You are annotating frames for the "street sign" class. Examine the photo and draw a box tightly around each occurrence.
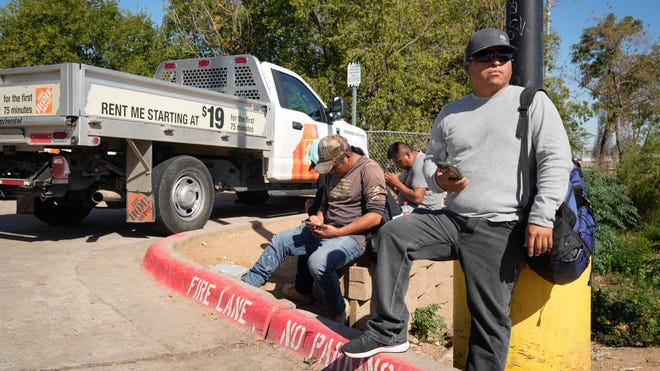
[347,62,361,87]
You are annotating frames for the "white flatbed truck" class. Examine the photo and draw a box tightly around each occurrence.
[0,55,368,234]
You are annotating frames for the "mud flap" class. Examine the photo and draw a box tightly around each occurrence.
[16,192,35,214]
[126,139,154,223]
[127,192,154,223]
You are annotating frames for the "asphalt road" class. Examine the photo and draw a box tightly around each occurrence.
[0,193,314,371]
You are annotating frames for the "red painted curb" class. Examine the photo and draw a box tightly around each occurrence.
[267,309,423,370]
[142,233,294,337]
[142,232,429,370]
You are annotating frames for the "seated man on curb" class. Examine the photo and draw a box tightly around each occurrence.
[241,135,387,323]
[281,141,367,306]
[384,141,445,210]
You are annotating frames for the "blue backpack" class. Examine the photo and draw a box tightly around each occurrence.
[517,87,597,285]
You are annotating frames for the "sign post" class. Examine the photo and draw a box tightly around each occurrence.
[346,62,361,126]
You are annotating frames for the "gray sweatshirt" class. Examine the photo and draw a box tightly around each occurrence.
[423,85,573,227]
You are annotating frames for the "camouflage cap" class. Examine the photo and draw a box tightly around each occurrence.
[314,135,350,174]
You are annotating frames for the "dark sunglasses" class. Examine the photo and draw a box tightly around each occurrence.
[470,51,513,63]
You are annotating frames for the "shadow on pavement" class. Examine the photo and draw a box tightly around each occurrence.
[0,193,310,243]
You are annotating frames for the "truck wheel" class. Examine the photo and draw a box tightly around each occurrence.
[153,156,214,235]
[34,192,93,225]
[236,191,269,205]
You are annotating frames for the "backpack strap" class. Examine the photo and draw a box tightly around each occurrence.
[516,87,542,140]
[517,87,547,210]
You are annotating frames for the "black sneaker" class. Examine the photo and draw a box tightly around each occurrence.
[342,335,410,358]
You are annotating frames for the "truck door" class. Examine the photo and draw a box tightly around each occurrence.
[267,69,334,182]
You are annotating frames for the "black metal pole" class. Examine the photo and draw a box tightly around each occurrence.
[506,0,544,88]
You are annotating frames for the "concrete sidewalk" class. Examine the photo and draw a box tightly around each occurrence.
[142,225,456,371]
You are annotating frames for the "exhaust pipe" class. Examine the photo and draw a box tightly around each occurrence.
[92,189,123,203]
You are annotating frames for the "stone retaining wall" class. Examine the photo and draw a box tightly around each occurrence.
[339,257,453,333]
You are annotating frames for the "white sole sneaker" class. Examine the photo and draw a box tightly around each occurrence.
[342,340,410,358]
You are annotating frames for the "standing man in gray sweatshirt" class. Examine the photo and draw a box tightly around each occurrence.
[342,28,573,370]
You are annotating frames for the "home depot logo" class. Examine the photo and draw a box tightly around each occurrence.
[35,87,53,114]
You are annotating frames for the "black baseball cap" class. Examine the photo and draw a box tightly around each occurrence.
[465,28,517,61]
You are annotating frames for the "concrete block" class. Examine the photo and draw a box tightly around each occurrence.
[347,265,371,301]
[348,299,371,327]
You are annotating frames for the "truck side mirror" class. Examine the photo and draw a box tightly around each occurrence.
[327,96,347,121]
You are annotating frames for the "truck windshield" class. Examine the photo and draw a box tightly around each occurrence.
[272,70,326,123]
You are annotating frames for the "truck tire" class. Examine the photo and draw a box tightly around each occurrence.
[152,155,214,235]
[34,191,93,225]
[236,191,269,205]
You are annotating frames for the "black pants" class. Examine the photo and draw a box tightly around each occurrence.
[294,255,314,295]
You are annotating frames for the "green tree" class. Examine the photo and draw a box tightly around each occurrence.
[544,77,592,154]
[570,13,658,166]
[162,0,599,146]
[582,167,639,275]
[347,0,510,132]
[617,130,660,224]
[341,0,474,132]
[242,0,505,132]
[242,0,348,101]
[162,0,248,57]
[242,0,336,71]
[0,0,173,76]
[163,0,349,110]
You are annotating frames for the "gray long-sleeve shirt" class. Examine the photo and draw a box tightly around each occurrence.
[423,85,573,227]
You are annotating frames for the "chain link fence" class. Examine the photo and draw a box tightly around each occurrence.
[366,130,431,173]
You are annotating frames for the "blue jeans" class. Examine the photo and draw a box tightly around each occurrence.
[364,209,526,370]
[242,223,364,317]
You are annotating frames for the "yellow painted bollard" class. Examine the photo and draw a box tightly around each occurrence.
[453,261,591,370]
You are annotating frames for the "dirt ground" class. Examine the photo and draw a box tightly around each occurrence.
[177,215,659,370]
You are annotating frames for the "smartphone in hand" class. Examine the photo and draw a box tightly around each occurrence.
[303,219,325,230]
[436,161,463,180]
